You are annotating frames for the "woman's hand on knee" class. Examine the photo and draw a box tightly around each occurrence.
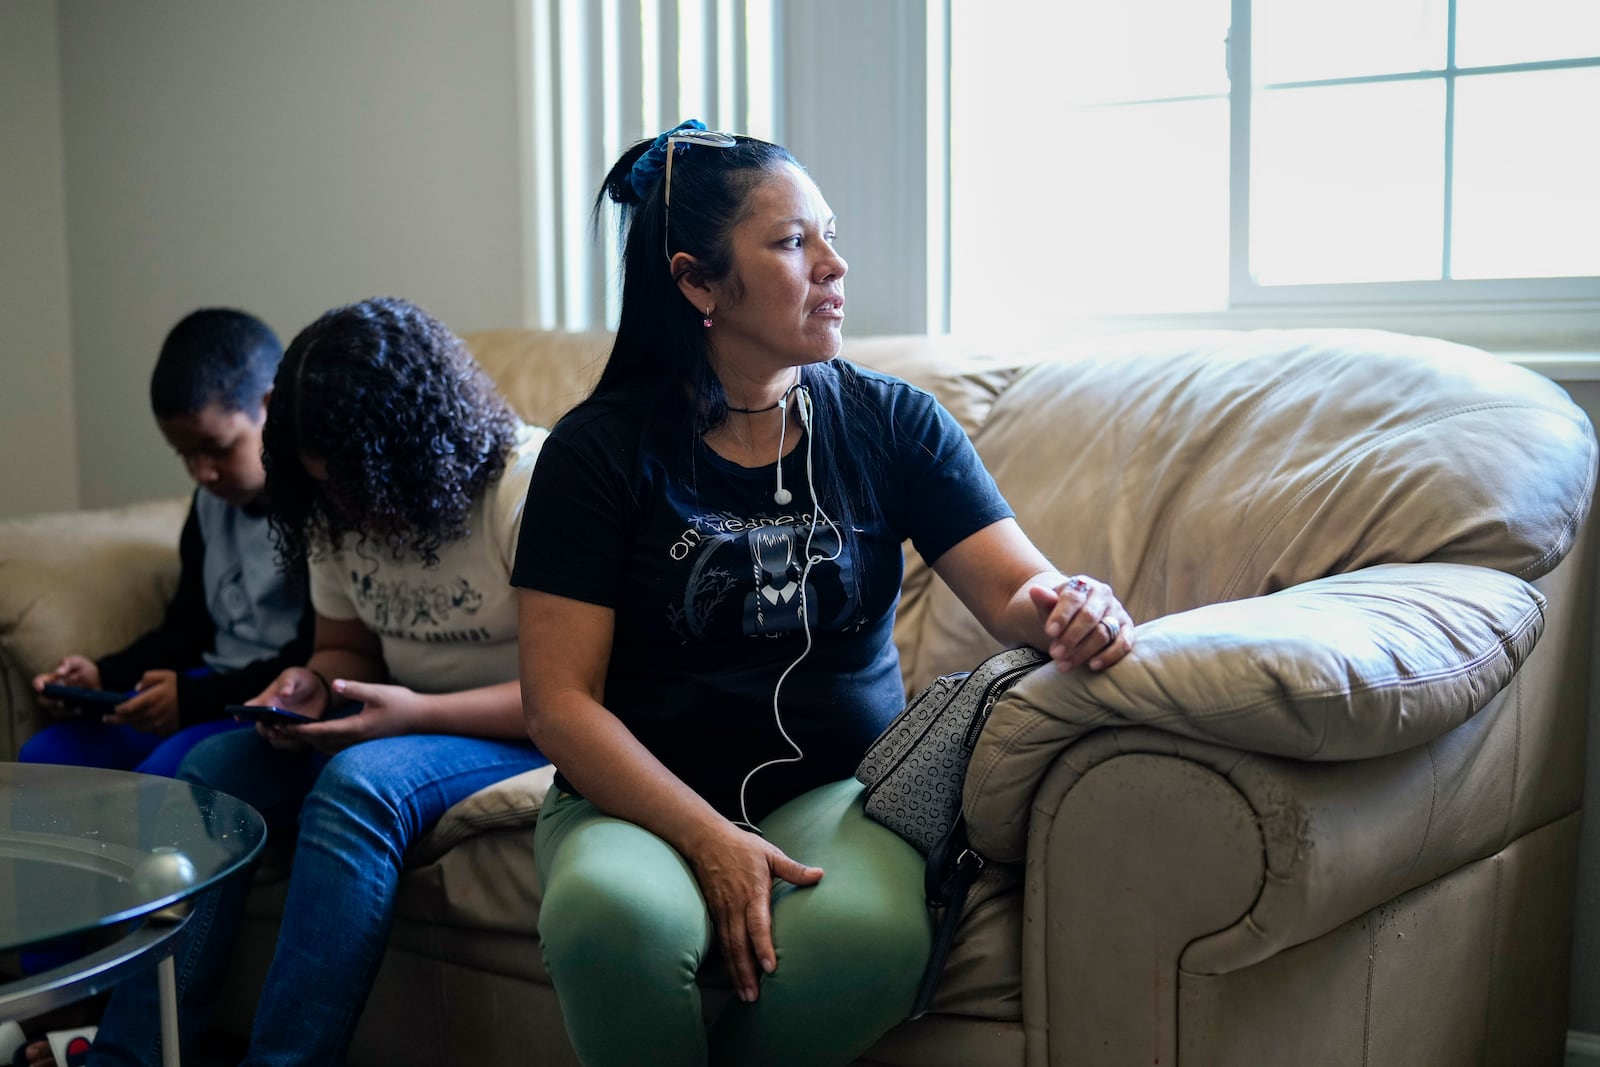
[688,825,823,1003]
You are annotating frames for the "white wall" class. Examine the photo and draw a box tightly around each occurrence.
[55,0,526,508]
[0,0,79,519]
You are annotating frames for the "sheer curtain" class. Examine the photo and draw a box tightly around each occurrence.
[517,0,777,330]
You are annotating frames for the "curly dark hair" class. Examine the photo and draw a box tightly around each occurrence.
[263,296,520,569]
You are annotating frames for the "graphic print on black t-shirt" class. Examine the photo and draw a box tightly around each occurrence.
[667,510,859,642]
[512,364,1021,817]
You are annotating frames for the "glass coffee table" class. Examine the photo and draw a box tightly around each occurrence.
[0,762,265,1066]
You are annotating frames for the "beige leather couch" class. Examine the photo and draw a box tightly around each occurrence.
[1,327,1594,1066]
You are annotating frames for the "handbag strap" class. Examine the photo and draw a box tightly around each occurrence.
[909,816,984,1019]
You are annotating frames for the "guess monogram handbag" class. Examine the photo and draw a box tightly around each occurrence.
[855,645,1048,1016]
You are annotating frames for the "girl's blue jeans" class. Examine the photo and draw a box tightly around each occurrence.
[86,729,548,1067]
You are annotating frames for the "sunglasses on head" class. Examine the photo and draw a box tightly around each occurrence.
[664,129,739,264]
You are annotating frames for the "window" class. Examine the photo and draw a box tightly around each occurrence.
[948,0,1600,345]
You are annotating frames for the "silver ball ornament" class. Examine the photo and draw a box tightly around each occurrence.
[132,846,198,899]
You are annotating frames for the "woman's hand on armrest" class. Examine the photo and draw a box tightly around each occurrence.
[933,518,1135,672]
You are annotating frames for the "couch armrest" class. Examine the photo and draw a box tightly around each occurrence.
[0,497,187,757]
[966,561,1544,863]
[1023,742,1263,1065]
[1025,674,1563,1066]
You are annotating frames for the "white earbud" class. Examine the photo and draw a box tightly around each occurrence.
[772,385,807,506]
[773,396,793,505]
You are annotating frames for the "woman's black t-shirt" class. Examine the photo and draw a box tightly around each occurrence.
[511,360,1012,820]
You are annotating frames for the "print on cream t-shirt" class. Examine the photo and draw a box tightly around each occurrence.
[308,423,546,694]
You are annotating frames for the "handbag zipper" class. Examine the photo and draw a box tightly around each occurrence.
[961,662,1039,750]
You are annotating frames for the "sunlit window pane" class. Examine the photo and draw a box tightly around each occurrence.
[1254,0,1447,83]
[1053,0,1231,103]
[950,99,1229,325]
[1456,0,1600,67]
[1251,81,1445,284]
[1452,69,1600,279]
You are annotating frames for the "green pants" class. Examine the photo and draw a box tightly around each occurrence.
[534,777,933,1067]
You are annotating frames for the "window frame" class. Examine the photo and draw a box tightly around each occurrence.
[935,0,1600,352]
[1228,0,1600,314]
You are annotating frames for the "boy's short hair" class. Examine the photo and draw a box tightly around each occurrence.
[149,308,283,419]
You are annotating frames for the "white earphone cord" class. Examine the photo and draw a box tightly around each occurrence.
[736,386,842,832]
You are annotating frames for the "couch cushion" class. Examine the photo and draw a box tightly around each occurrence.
[901,329,1596,685]
[464,329,612,430]
[409,763,555,871]
[1005,329,1594,610]
[839,335,1045,439]
[469,328,1041,443]
[0,497,188,750]
[0,496,188,673]
[966,562,1547,861]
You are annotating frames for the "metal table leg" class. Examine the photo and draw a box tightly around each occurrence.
[158,953,181,1067]
[0,918,186,1020]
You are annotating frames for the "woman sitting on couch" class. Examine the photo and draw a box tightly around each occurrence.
[513,121,1136,1067]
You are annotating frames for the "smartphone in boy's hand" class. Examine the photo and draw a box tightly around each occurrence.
[40,683,135,711]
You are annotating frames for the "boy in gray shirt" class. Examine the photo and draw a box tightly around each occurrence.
[27,308,312,776]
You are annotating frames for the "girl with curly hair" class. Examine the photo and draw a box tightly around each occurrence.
[86,296,551,1066]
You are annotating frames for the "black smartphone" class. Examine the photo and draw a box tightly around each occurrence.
[41,683,133,709]
[225,704,317,725]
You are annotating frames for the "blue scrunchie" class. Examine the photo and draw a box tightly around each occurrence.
[627,119,709,200]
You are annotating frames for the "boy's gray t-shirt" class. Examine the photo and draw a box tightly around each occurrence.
[194,489,304,673]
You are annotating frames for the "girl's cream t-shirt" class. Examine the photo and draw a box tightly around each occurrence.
[309,423,547,694]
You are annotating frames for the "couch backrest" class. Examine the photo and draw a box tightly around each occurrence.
[896,329,1597,686]
[466,329,614,429]
[463,328,1597,691]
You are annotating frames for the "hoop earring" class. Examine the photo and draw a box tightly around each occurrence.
[703,307,714,328]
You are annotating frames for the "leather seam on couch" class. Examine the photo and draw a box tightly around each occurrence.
[1406,740,1440,880]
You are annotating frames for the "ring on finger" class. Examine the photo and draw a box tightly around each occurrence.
[1064,576,1090,594]
[1101,618,1121,643]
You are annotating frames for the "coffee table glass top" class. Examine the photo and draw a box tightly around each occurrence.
[0,763,265,953]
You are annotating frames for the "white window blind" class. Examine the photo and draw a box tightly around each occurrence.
[518,0,776,331]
